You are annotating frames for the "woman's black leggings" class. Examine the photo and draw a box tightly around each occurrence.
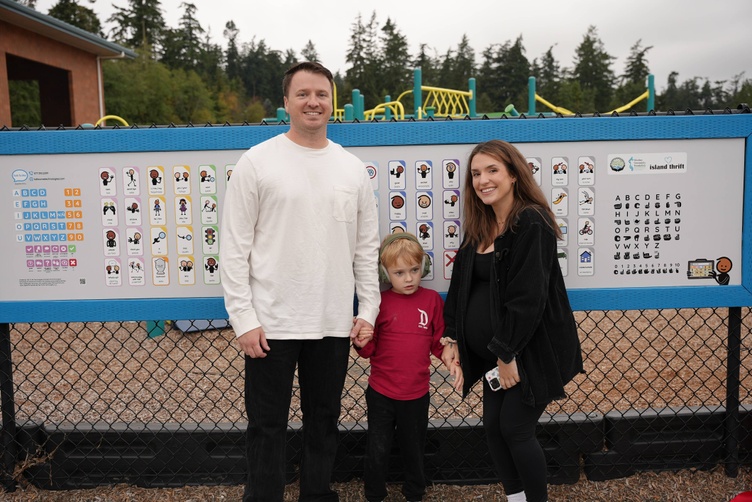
[482,380,548,502]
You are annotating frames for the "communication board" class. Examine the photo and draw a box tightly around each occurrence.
[1,115,750,321]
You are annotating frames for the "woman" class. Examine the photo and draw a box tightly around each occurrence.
[441,139,584,502]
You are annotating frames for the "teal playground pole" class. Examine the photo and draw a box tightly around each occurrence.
[647,74,655,112]
[352,89,363,120]
[528,76,536,115]
[414,68,422,117]
[468,78,476,117]
[384,95,392,121]
[358,93,365,121]
[344,103,354,121]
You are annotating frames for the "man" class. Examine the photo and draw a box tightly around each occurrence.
[219,61,380,501]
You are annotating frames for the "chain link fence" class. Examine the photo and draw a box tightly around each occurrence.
[1,307,751,491]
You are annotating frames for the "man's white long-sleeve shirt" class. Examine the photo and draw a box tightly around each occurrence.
[220,134,380,339]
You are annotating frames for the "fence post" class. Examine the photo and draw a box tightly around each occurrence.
[723,307,742,478]
[0,323,17,491]
[724,307,742,477]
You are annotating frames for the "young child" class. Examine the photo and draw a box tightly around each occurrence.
[354,232,461,502]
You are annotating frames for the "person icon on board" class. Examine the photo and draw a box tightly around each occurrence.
[711,256,732,285]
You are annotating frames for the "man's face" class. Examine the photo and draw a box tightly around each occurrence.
[283,70,333,135]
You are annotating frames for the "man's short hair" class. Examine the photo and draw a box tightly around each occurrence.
[282,62,334,97]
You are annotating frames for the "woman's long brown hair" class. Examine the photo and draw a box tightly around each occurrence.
[462,139,561,250]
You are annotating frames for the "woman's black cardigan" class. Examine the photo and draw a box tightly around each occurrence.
[443,207,584,406]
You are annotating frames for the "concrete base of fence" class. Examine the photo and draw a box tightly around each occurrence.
[584,405,728,481]
[10,408,749,489]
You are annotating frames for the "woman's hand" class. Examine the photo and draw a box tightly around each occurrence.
[496,357,520,390]
[441,344,463,391]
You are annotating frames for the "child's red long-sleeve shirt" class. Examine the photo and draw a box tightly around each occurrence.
[357,287,444,400]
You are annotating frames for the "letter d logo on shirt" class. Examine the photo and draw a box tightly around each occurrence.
[418,309,428,330]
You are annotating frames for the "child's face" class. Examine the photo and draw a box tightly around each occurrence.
[385,257,422,295]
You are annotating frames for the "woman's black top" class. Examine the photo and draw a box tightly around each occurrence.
[465,252,496,364]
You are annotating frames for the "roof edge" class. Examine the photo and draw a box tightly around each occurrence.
[0,0,137,59]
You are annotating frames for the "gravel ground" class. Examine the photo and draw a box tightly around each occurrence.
[1,467,751,501]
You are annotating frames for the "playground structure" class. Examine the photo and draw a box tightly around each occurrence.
[349,68,477,120]
[273,67,657,123]
[275,68,480,122]
[334,69,656,120]
[529,74,656,116]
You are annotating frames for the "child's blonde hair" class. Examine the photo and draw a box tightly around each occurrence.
[380,232,424,269]
[378,232,428,283]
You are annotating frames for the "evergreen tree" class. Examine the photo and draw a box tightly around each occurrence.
[670,76,704,110]
[731,75,752,108]
[333,70,346,111]
[108,0,166,55]
[413,44,439,86]
[409,44,441,113]
[301,40,319,63]
[709,79,731,108]
[47,0,102,36]
[344,11,381,107]
[656,71,680,110]
[477,44,499,110]
[196,31,224,85]
[224,21,242,82]
[557,78,591,113]
[345,12,368,86]
[571,25,615,112]
[612,40,652,112]
[531,46,562,110]
[498,36,530,108]
[439,34,475,90]
[621,39,652,85]
[478,37,528,112]
[379,17,411,99]
[160,2,205,71]
[725,72,752,108]
[698,79,715,109]
[237,38,289,108]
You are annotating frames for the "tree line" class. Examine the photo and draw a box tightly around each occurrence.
[10,0,752,126]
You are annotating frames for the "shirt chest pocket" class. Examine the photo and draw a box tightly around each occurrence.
[333,185,357,223]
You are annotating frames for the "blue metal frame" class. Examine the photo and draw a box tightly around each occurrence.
[1,114,750,321]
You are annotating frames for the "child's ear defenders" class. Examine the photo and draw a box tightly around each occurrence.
[378,232,431,283]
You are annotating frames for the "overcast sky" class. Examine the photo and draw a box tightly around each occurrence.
[37,0,751,92]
